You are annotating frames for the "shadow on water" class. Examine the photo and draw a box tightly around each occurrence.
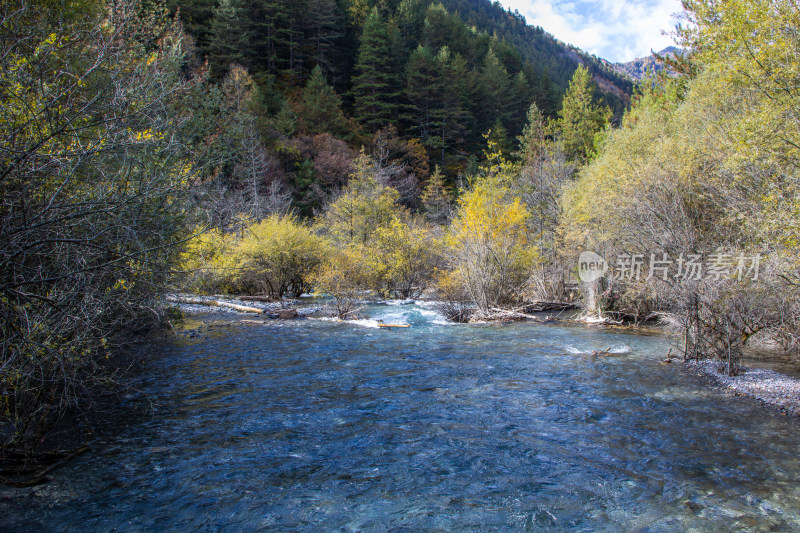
[2,302,800,531]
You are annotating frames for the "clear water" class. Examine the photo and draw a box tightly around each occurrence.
[3,302,800,531]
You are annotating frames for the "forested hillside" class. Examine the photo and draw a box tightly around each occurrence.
[167,0,629,182]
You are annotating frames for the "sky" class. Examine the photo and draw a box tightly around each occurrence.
[497,0,684,63]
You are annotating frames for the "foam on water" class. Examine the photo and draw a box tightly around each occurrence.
[369,302,449,327]
[565,344,631,355]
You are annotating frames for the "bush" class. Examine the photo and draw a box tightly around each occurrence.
[235,215,329,299]
[312,248,371,318]
[179,215,329,300]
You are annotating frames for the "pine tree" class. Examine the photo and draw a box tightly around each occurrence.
[476,49,511,137]
[303,0,341,75]
[434,48,472,167]
[297,65,348,136]
[207,0,247,77]
[351,8,399,131]
[516,102,546,164]
[420,165,452,224]
[556,65,611,163]
[404,45,444,154]
[533,71,559,118]
[509,70,533,135]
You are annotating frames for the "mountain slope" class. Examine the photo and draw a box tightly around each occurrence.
[612,46,684,81]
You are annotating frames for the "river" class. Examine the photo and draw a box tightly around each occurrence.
[2,301,799,531]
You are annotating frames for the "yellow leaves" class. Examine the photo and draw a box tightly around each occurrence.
[32,32,61,58]
[363,215,443,297]
[682,0,800,166]
[132,129,160,143]
[447,175,537,310]
[480,131,518,185]
[449,175,529,249]
[181,216,329,297]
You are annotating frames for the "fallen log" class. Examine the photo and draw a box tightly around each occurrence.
[524,301,579,312]
[479,308,543,321]
[0,444,89,487]
[378,323,410,328]
[239,295,274,303]
[167,296,265,314]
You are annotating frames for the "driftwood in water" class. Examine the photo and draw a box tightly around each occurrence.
[378,323,410,328]
[475,308,547,322]
[239,295,274,303]
[0,444,89,487]
[168,296,264,314]
[523,301,578,312]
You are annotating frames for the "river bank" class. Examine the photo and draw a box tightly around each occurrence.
[687,360,800,417]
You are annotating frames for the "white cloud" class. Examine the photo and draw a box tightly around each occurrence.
[498,0,684,62]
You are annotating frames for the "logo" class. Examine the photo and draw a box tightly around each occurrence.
[578,251,608,283]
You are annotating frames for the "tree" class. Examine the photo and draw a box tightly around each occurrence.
[509,70,533,134]
[420,165,452,224]
[555,65,610,163]
[207,0,247,76]
[476,49,511,137]
[447,174,537,313]
[366,216,443,298]
[302,0,341,75]
[296,65,349,137]
[351,8,399,131]
[0,0,205,455]
[214,65,287,221]
[403,45,444,154]
[317,149,403,246]
[680,0,800,170]
[514,104,574,299]
[516,102,547,164]
[434,48,472,167]
[312,247,369,318]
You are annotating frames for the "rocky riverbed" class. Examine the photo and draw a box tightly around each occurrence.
[687,360,800,416]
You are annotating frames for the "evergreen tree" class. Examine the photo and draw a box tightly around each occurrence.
[433,48,472,168]
[297,65,349,137]
[303,0,341,75]
[420,165,452,224]
[208,0,247,77]
[509,70,533,135]
[516,102,546,164]
[476,49,511,137]
[555,65,611,163]
[532,71,559,117]
[257,0,290,74]
[404,45,444,153]
[351,8,400,131]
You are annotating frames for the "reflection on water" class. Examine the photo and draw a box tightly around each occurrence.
[2,303,800,531]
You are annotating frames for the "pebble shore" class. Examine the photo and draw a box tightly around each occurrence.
[687,360,800,416]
